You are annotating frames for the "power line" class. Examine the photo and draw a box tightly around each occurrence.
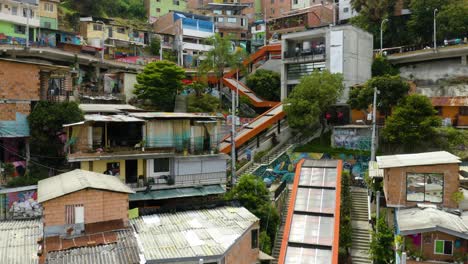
[0,143,68,172]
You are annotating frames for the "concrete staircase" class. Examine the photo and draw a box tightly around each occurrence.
[242,141,292,175]
[351,187,372,264]
[271,187,292,264]
[174,94,187,113]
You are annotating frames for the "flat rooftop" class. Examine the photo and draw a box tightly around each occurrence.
[377,151,461,169]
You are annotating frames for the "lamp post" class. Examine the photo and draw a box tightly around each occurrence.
[380,18,389,54]
[370,87,379,161]
[433,8,438,50]
[96,20,106,60]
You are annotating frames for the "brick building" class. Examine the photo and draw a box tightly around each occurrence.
[373,151,468,263]
[38,169,134,237]
[0,58,72,175]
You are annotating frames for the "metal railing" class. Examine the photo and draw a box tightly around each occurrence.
[129,171,226,190]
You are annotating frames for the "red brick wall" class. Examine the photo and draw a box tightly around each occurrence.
[406,232,467,263]
[264,0,291,19]
[0,103,31,121]
[224,221,260,264]
[383,164,460,208]
[0,60,40,101]
[42,189,129,227]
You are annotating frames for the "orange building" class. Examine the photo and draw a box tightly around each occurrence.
[432,96,468,128]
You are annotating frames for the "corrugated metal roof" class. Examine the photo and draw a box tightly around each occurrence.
[38,169,134,203]
[46,230,142,264]
[397,208,468,239]
[0,219,42,264]
[131,206,258,261]
[377,151,461,169]
[63,114,145,127]
[79,104,142,113]
[431,96,468,107]
[129,185,226,201]
[130,112,219,119]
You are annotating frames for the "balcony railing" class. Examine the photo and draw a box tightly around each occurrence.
[283,47,326,60]
[128,171,226,190]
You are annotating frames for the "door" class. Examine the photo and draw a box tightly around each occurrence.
[125,160,138,184]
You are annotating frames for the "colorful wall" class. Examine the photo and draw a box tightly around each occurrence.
[0,21,36,45]
[0,187,42,220]
[147,0,188,20]
[80,159,145,183]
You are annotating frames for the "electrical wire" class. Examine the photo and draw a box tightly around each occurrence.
[0,143,68,172]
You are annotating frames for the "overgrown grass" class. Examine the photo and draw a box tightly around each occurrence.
[294,131,372,156]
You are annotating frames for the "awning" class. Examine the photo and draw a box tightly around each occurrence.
[129,184,225,201]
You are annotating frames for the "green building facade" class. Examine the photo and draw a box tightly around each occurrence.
[0,21,37,45]
[147,0,187,20]
[39,16,58,30]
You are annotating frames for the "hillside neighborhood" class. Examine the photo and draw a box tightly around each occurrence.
[0,0,467,263]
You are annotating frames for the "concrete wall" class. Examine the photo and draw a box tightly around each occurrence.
[383,163,460,209]
[224,221,260,264]
[123,72,137,103]
[42,189,129,227]
[399,58,468,97]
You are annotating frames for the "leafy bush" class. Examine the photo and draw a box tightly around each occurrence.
[254,150,268,162]
[187,94,220,113]
[246,69,281,101]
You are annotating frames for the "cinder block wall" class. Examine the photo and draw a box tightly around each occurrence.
[0,60,40,101]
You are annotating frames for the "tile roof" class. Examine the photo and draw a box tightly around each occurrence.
[38,169,134,203]
[0,220,42,264]
[377,151,461,169]
[46,230,142,264]
[131,206,258,262]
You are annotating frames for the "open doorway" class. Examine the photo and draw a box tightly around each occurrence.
[125,160,138,184]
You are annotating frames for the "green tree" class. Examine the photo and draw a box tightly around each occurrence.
[369,217,395,264]
[437,0,468,40]
[407,0,445,45]
[351,0,396,21]
[246,69,281,101]
[200,33,247,97]
[149,37,161,56]
[348,75,409,117]
[28,102,84,169]
[382,94,441,151]
[225,174,280,252]
[284,70,344,133]
[372,55,399,77]
[187,94,220,113]
[134,60,185,111]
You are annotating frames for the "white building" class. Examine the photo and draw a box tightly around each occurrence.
[280,24,373,102]
[338,0,359,21]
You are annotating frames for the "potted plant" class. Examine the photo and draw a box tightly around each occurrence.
[140,139,146,152]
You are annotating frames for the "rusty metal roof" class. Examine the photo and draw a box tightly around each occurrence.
[431,96,468,107]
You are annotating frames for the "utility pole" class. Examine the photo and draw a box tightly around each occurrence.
[433,8,438,50]
[231,89,236,186]
[371,87,378,161]
[25,3,30,48]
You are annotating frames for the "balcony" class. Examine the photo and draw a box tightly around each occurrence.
[182,42,213,52]
[129,171,226,191]
[283,47,326,62]
[0,12,40,27]
[182,28,214,39]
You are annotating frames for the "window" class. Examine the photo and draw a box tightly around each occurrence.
[12,6,18,15]
[241,18,246,26]
[217,17,224,22]
[460,106,468,116]
[14,25,26,34]
[104,162,120,176]
[251,229,259,249]
[227,17,237,23]
[93,24,103,31]
[343,7,349,13]
[434,240,453,255]
[213,10,222,15]
[154,158,170,173]
[156,8,161,12]
[173,0,180,5]
[271,8,275,14]
[294,0,298,4]
[65,204,84,224]
[241,33,246,38]
[406,173,443,203]
[226,10,233,15]
[117,27,125,34]
[44,3,54,12]
[44,22,51,29]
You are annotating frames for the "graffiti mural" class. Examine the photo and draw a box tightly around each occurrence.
[332,127,372,151]
[0,189,42,219]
